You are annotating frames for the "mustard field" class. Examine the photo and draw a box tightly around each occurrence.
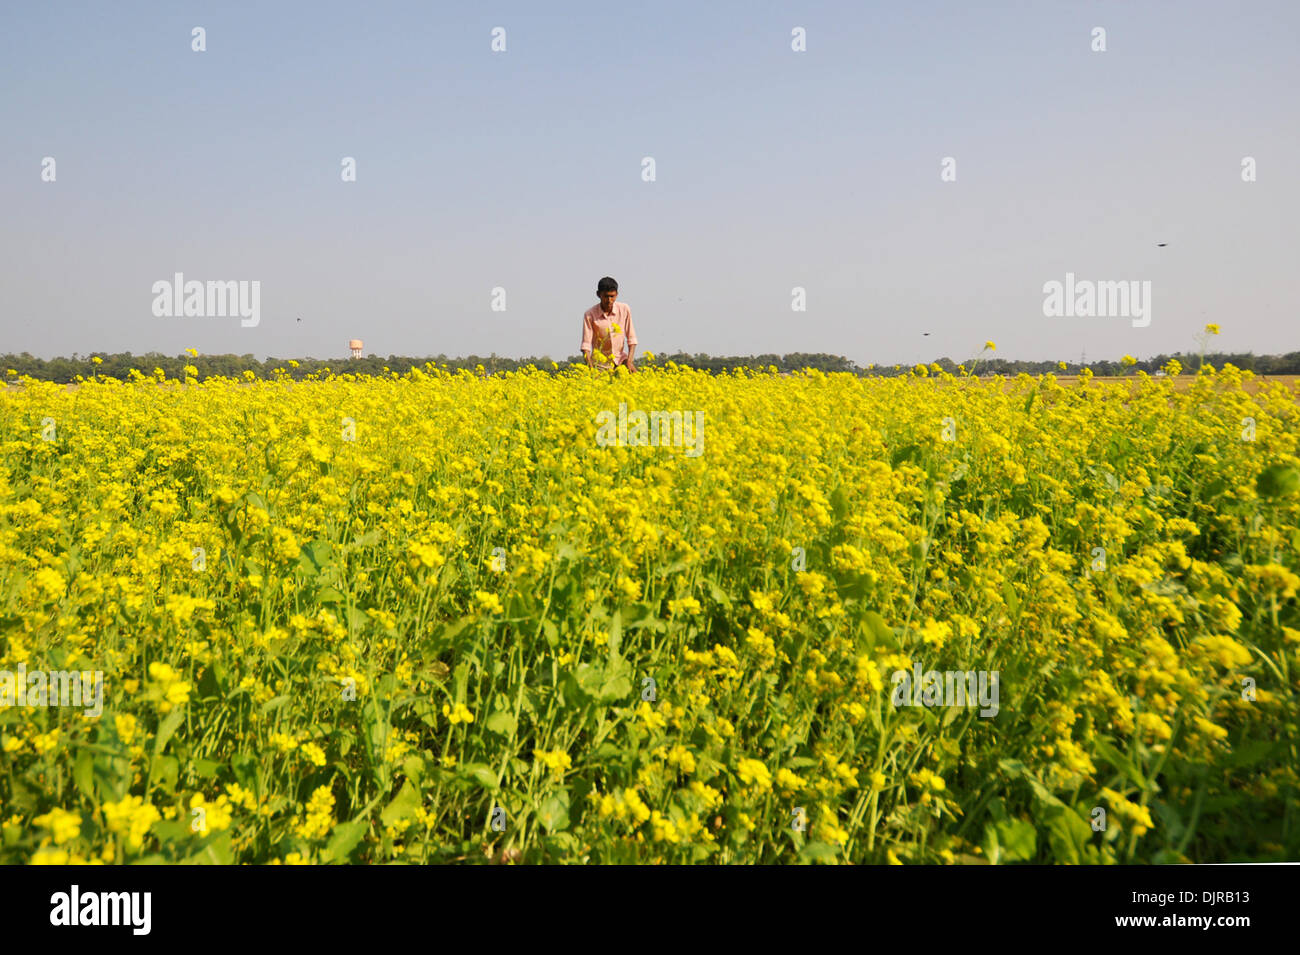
[1,361,1297,864]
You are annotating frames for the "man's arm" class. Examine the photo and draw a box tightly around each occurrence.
[580,312,594,366]
[623,309,637,372]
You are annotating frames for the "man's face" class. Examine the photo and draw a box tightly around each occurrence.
[598,289,618,313]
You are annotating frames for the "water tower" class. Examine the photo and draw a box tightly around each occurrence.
[349,339,364,359]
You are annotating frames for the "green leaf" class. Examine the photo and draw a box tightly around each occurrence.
[836,572,873,601]
[315,585,345,604]
[598,658,633,703]
[192,758,223,780]
[1044,810,1089,865]
[322,820,368,863]
[608,608,623,658]
[1257,464,1300,499]
[591,742,622,761]
[91,754,129,805]
[862,611,896,650]
[797,841,840,865]
[230,753,259,791]
[830,485,850,520]
[152,755,179,792]
[381,779,422,828]
[570,663,601,702]
[154,708,186,755]
[1001,581,1021,619]
[506,590,538,620]
[705,580,732,609]
[1094,738,1149,792]
[461,763,499,790]
[997,758,1028,777]
[622,601,665,633]
[998,759,1076,816]
[890,444,921,468]
[990,818,1037,862]
[484,710,517,737]
[196,663,227,698]
[259,694,291,714]
[537,791,571,833]
[346,530,382,550]
[401,755,427,783]
[151,819,194,843]
[428,616,475,651]
[185,831,234,865]
[546,832,580,855]
[73,749,95,802]
[986,797,1009,823]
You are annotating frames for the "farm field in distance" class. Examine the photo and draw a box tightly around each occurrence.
[1051,375,1300,393]
[1,362,1297,864]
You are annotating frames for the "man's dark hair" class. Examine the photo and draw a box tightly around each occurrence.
[597,276,618,294]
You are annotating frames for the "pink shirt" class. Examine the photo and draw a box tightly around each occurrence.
[581,302,636,365]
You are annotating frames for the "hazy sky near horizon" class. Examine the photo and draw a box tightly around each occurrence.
[3,1,1297,366]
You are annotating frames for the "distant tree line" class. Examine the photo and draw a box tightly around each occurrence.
[890,352,1300,378]
[3,349,1299,384]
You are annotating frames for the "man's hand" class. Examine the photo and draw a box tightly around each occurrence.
[625,355,637,373]
[584,351,593,368]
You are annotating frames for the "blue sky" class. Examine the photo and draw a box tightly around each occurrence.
[3,1,1297,365]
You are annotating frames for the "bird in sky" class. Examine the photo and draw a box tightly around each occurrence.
[1157,243,1167,247]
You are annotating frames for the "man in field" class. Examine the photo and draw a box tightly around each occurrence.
[581,276,637,372]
